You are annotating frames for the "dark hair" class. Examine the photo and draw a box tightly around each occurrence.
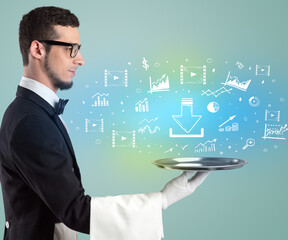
[19,6,80,66]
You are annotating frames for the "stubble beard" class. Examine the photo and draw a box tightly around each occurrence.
[44,54,73,90]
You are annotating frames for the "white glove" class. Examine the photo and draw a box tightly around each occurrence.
[161,171,210,210]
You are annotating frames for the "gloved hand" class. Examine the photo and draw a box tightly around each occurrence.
[161,171,210,210]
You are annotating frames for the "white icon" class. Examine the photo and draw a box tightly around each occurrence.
[249,96,260,107]
[170,98,204,138]
[207,102,219,113]
[194,139,217,153]
[265,110,280,122]
[104,69,128,87]
[242,138,255,150]
[219,115,238,132]
[219,123,239,132]
[219,115,236,128]
[164,148,173,153]
[255,65,270,76]
[148,74,170,94]
[222,71,251,91]
[138,118,160,134]
[236,61,244,69]
[207,58,213,63]
[180,65,207,85]
[142,57,149,70]
[263,124,287,140]
[135,98,149,112]
[201,87,232,98]
[85,119,104,133]
[181,145,188,150]
[138,125,160,134]
[91,93,109,107]
[112,130,136,148]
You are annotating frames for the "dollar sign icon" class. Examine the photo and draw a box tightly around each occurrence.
[142,57,149,70]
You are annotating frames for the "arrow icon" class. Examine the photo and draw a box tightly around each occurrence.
[190,72,197,77]
[172,98,202,133]
[219,115,236,128]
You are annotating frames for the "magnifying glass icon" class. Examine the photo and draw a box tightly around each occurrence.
[242,138,255,150]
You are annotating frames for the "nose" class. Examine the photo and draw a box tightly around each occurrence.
[74,51,85,66]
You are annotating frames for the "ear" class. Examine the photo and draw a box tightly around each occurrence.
[29,40,46,60]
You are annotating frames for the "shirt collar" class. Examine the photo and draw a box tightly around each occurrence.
[19,76,59,108]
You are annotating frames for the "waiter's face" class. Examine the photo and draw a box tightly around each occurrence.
[44,25,85,90]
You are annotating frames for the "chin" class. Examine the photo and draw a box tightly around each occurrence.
[57,80,73,90]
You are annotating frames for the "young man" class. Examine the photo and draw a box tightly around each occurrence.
[0,6,209,240]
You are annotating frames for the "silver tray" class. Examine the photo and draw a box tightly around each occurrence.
[152,157,247,171]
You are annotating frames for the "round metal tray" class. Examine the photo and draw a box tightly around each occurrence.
[152,157,247,171]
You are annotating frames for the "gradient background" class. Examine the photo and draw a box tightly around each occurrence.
[0,0,287,239]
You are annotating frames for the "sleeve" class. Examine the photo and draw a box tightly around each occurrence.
[10,114,91,233]
[90,192,164,240]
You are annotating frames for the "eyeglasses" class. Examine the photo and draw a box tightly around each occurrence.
[38,40,81,58]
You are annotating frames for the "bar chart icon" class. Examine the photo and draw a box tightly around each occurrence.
[91,93,109,107]
[135,98,149,112]
[194,139,217,153]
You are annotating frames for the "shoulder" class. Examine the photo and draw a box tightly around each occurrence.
[2,95,55,129]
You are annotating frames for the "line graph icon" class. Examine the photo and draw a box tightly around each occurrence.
[138,118,160,134]
[138,125,160,134]
[148,74,170,94]
[263,124,287,140]
[194,139,217,153]
[201,87,232,98]
[222,71,251,91]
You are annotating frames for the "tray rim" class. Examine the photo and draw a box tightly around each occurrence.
[152,157,248,171]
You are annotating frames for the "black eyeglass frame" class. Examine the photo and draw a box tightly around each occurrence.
[38,40,81,58]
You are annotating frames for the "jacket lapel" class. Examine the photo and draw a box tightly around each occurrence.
[16,86,81,181]
[52,114,81,180]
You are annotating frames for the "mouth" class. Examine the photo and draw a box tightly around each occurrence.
[69,70,76,77]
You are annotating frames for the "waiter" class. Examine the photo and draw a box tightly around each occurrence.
[0,6,209,240]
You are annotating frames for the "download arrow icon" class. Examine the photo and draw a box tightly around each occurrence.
[172,98,202,133]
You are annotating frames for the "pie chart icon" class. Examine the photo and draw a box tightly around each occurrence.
[249,96,260,107]
[207,102,220,113]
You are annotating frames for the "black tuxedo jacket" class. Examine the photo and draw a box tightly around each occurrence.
[0,86,91,239]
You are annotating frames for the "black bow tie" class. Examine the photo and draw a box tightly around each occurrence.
[55,99,69,115]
